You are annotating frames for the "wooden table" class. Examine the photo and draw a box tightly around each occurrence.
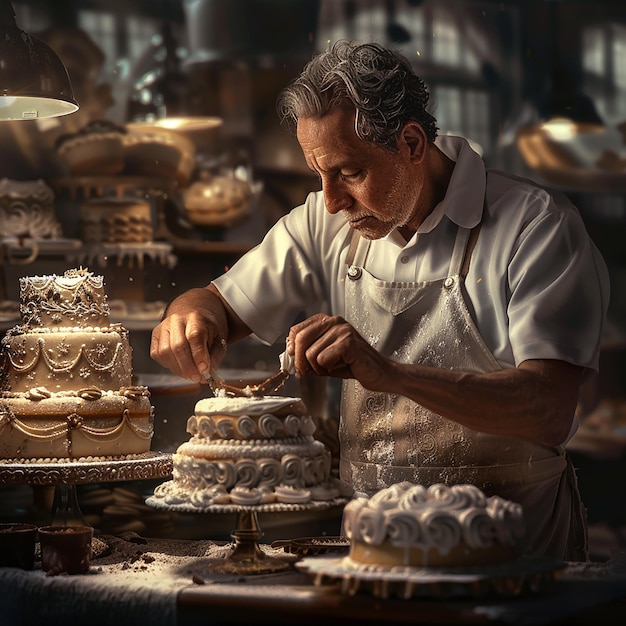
[0,534,624,626]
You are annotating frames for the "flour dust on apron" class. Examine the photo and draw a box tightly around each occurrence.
[339,218,588,561]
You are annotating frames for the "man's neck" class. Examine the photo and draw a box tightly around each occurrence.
[397,225,417,242]
[398,146,455,242]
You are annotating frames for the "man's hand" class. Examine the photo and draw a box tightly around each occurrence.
[286,313,393,391]
[151,306,227,383]
[150,285,251,383]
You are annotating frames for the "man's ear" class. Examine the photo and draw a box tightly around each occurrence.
[399,122,427,163]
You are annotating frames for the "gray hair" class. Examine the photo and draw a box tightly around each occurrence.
[277,40,438,151]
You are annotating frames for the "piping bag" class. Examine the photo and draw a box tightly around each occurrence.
[204,342,295,397]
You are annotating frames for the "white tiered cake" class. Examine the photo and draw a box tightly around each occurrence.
[0,269,154,459]
[151,394,344,508]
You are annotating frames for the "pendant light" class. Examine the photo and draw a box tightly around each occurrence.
[127,19,221,133]
[0,2,78,121]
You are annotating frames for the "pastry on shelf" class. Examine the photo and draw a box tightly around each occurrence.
[54,119,196,188]
[183,171,259,228]
[123,123,196,188]
[0,179,63,240]
[55,120,127,177]
[80,198,153,244]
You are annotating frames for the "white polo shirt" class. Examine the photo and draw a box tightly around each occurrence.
[214,135,610,374]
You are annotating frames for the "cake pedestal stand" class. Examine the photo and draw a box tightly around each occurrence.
[0,452,173,527]
[146,494,348,575]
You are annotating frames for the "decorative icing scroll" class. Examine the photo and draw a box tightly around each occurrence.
[19,270,110,328]
[5,337,124,374]
[0,403,153,456]
[1,386,150,402]
[173,451,329,494]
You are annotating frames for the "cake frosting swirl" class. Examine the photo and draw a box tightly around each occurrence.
[342,482,526,569]
[0,178,63,240]
[151,394,344,508]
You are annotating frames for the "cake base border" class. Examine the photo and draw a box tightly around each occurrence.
[296,554,566,599]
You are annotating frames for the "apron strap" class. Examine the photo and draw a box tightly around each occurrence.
[448,226,472,277]
[454,171,487,277]
[345,229,371,269]
[345,228,361,267]
[460,224,482,278]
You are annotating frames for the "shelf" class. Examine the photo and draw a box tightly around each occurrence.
[170,238,255,256]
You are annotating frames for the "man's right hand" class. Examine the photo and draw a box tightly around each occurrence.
[150,286,231,383]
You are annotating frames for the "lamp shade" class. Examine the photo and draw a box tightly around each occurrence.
[0,4,78,120]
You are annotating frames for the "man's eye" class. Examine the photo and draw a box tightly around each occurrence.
[340,170,360,180]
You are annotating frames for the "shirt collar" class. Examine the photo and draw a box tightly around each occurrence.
[417,135,486,234]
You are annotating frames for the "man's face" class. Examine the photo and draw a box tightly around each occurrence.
[297,107,425,240]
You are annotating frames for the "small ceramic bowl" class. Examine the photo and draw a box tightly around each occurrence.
[38,525,94,575]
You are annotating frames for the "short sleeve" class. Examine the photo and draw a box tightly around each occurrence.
[507,204,609,372]
[212,193,348,345]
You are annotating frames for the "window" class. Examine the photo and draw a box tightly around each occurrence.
[582,22,626,123]
[316,0,498,156]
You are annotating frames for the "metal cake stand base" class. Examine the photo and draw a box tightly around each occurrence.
[211,508,292,575]
[146,490,347,575]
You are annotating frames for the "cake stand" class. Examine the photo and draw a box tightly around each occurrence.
[145,493,348,575]
[0,451,173,527]
[296,553,566,599]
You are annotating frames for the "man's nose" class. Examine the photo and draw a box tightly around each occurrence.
[323,181,352,214]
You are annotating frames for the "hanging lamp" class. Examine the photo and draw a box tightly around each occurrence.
[0,2,78,121]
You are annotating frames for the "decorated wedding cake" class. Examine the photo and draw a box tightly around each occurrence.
[151,394,344,508]
[0,269,154,459]
[342,482,526,569]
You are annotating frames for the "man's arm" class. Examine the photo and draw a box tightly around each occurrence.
[386,357,583,448]
[150,284,252,383]
[287,313,584,448]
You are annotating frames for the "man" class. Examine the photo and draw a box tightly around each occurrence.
[151,41,609,561]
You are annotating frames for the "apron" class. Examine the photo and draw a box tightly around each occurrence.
[339,216,588,561]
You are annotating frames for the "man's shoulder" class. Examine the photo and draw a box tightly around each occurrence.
[485,169,574,215]
[292,190,352,234]
[275,191,352,252]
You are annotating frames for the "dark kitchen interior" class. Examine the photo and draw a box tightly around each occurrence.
[1,1,626,623]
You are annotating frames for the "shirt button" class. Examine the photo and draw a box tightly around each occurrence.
[347,266,362,280]
[444,277,455,288]
[400,256,409,264]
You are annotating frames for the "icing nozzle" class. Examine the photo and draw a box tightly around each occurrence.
[279,350,296,375]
